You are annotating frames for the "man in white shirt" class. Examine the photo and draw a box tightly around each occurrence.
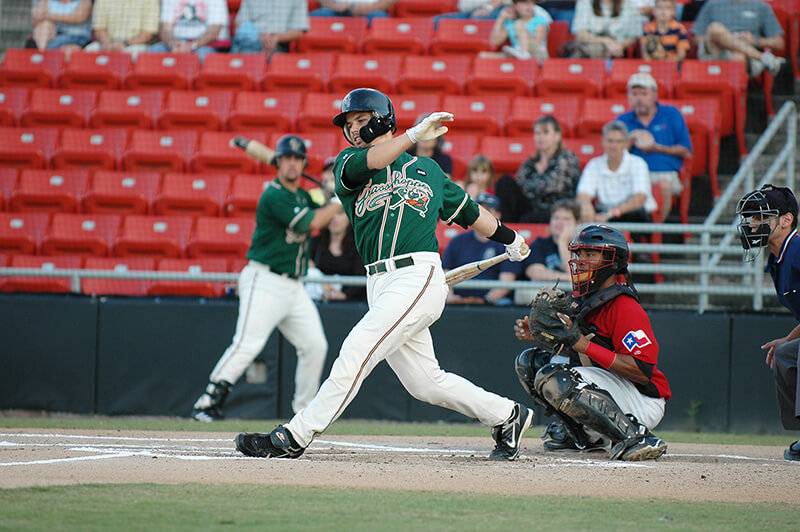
[231,0,308,55]
[147,0,229,63]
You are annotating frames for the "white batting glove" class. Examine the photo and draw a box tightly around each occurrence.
[505,232,530,262]
[405,112,454,143]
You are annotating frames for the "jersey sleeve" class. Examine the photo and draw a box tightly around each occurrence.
[610,297,659,365]
[334,146,382,195]
[439,174,480,228]
[262,187,316,234]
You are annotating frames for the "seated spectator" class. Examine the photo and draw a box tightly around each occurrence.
[442,193,522,305]
[148,0,229,64]
[523,199,580,283]
[640,0,690,62]
[406,114,454,179]
[435,0,508,27]
[567,0,642,58]
[308,211,366,302]
[84,0,160,61]
[463,154,496,199]
[496,115,580,223]
[310,0,398,23]
[230,0,308,56]
[31,0,92,56]
[481,0,550,60]
[691,0,785,77]
[616,72,692,222]
[308,156,337,207]
[538,1,578,24]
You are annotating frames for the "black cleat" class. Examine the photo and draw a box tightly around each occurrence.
[542,421,607,452]
[192,406,224,422]
[784,440,800,461]
[235,426,305,459]
[614,432,667,461]
[489,403,534,461]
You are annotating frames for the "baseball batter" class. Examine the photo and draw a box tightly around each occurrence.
[236,88,534,460]
[192,135,342,422]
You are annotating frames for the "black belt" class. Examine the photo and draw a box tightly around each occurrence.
[366,256,415,275]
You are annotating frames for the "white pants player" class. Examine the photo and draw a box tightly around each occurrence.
[206,261,328,413]
[574,366,666,430]
[285,251,516,448]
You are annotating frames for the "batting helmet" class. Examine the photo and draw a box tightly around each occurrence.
[736,184,798,261]
[274,135,307,168]
[332,88,396,145]
[568,225,630,297]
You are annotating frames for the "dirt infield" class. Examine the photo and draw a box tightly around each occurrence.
[1,428,798,503]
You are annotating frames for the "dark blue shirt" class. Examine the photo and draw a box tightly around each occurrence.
[616,103,692,173]
[442,231,522,298]
[523,236,565,277]
[766,229,800,321]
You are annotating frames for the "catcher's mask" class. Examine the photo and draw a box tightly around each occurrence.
[332,88,397,146]
[274,134,308,169]
[736,184,797,262]
[568,225,629,297]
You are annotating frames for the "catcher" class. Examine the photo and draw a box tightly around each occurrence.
[514,224,671,461]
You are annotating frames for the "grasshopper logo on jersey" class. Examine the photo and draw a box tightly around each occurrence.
[285,228,307,244]
[355,171,434,218]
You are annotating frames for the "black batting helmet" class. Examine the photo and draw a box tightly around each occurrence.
[274,135,307,168]
[568,225,630,297]
[332,88,396,145]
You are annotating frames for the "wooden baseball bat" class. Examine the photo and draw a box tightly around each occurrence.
[230,137,323,186]
[445,252,510,286]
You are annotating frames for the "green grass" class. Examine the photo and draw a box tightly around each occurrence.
[0,484,797,532]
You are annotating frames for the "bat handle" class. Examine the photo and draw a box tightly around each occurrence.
[230,136,250,150]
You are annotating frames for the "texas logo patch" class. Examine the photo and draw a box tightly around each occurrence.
[622,329,652,352]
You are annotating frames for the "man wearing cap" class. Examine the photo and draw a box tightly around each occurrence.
[736,184,800,461]
[616,72,692,222]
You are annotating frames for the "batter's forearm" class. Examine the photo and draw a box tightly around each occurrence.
[366,134,413,169]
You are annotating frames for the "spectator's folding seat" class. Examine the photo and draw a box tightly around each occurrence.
[194,53,266,91]
[293,17,368,53]
[0,254,82,293]
[10,169,88,213]
[113,214,193,258]
[81,256,154,296]
[388,93,443,130]
[0,49,64,88]
[506,96,582,137]
[52,128,128,171]
[605,60,677,99]
[506,223,549,242]
[575,98,628,138]
[0,126,58,169]
[0,212,49,254]
[262,53,335,93]
[441,95,509,137]
[465,57,539,97]
[225,174,271,217]
[21,88,96,128]
[562,137,603,170]
[192,131,269,175]
[157,90,233,131]
[125,53,199,90]
[479,136,536,176]
[392,0,457,17]
[546,20,573,58]
[536,59,606,99]
[228,91,301,132]
[186,216,255,259]
[362,18,434,55]
[663,98,721,198]
[268,131,337,176]
[0,87,29,126]
[154,173,230,217]
[0,168,17,210]
[122,130,198,173]
[58,51,132,90]
[0,253,6,266]
[84,170,160,215]
[328,54,403,95]
[430,19,494,55]
[41,213,121,256]
[227,0,241,13]
[148,257,229,297]
[396,55,471,95]
[295,93,345,133]
[435,221,468,255]
[441,134,479,180]
[765,0,798,81]
[90,90,164,130]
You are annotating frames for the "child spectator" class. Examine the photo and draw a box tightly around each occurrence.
[523,199,580,283]
[640,0,690,61]
[483,0,550,60]
[464,154,496,199]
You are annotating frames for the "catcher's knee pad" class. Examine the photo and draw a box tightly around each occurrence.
[515,347,541,395]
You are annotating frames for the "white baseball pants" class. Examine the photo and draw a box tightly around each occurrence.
[574,366,666,430]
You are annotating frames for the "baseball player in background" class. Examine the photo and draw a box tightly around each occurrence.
[192,135,343,422]
[736,184,800,461]
[235,88,534,460]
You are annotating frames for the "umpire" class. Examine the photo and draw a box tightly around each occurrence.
[736,184,800,461]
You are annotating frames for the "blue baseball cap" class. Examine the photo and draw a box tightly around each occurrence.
[475,192,500,211]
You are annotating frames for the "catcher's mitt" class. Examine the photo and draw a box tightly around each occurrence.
[528,285,580,355]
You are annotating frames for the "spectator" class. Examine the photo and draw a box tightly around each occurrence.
[616,72,692,222]
[310,0,398,23]
[406,114,454,179]
[567,0,642,58]
[149,0,229,63]
[464,154,496,199]
[481,0,550,60]
[692,0,785,77]
[31,0,92,57]
[640,0,690,62]
[308,210,367,302]
[538,1,578,24]
[230,0,308,56]
[523,199,580,283]
[84,0,160,61]
[496,115,581,223]
[308,156,337,207]
[435,0,508,26]
[442,192,522,305]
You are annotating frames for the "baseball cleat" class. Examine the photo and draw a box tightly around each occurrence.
[191,406,223,422]
[541,421,607,452]
[784,440,800,461]
[617,433,667,461]
[489,403,534,461]
[235,426,305,459]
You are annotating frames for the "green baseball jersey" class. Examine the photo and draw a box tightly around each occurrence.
[334,147,480,265]
[246,179,317,277]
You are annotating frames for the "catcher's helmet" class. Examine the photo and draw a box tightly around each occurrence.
[274,134,307,168]
[736,184,798,261]
[568,225,629,297]
[332,88,396,145]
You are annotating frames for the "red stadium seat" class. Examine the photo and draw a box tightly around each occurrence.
[547,20,573,58]
[388,93,443,130]
[396,55,471,95]
[154,173,230,217]
[605,60,678,99]
[228,91,301,132]
[41,213,121,256]
[430,19,494,55]
[0,212,49,254]
[465,57,539,97]
[227,0,242,13]
[262,53,335,93]
[506,96,582,137]
[228,256,247,273]
[149,257,229,297]
[663,98,721,198]
[268,131,338,176]
[84,170,160,215]
[10,169,88,213]
[441,95,509,137]
[0,87,29,127]
[328,54,403,95]
[21,88,96,128]
[295,93,345,133]
[562,137,603,170]
[192,131,269,175]
[435,221,468,255]
[53,128,128,171]
[0,254,82,293]
[506,223,549,242]
[90,90,164,130]
[114,214,193,258]
[293,17,368,53]
[122,130,198,173]
[0,168,17,210]
[536,59,607,99]
[81,256,154,296]
[441,134,479,180]
[194,54,266,91]
[58,51,132,90]
[0,126,58,169]
[0,253,6,266]
[186,216,255,259]
[0,49,64,88]
[157,90,233,131]
[575,98,628,138]
[392,0,457,17]
[479,136,536,176]
[362,18,434,55]
[765,0,798,81]
[125,53,199,90]
[225,174,271,217]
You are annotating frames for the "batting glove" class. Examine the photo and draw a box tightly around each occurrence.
[406,112,454,143]
[505,232,530,262]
